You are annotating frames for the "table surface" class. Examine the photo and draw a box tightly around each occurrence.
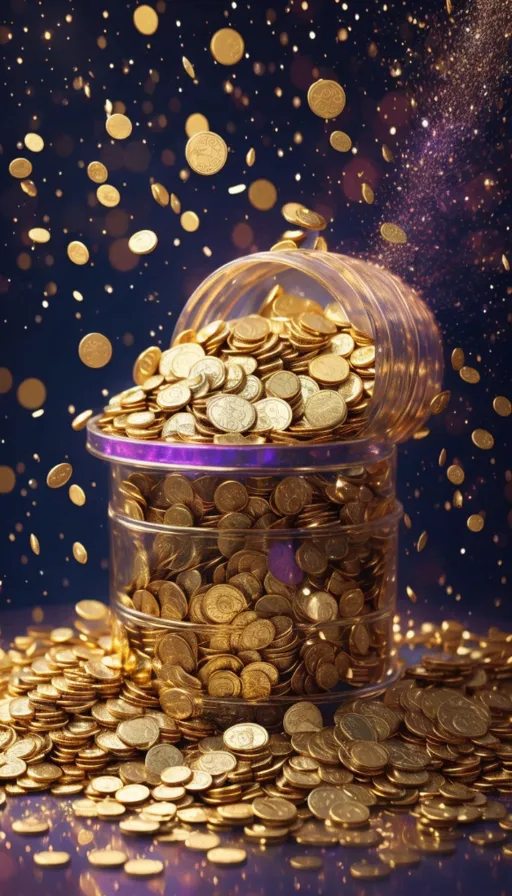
[1,605,511,896]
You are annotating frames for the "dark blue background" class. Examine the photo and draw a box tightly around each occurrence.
[0,0,510,625]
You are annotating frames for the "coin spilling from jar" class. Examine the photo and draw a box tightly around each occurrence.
[0,609,511,880]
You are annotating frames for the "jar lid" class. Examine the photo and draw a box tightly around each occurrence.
[86,418,394,473]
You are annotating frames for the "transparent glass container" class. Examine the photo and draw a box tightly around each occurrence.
[87,249,444,730]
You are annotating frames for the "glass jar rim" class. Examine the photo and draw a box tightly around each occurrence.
[87,418,394,473]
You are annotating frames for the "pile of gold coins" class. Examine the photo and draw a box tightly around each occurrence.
[113,460,397,706]
[1,605,511,878]
[97,207,376,446]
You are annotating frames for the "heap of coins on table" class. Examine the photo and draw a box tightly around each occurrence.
[1,603,512,879]
[97,206,376,446]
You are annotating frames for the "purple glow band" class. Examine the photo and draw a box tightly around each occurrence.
[86,418,393,472]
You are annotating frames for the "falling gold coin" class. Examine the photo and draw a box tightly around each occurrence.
[20,179,37,197]
[76,599,107,620]
[493,395,511,417]
[467,513,485,532]
[447,464,464,485]
[28,227,51,243]
[430,390,451,414]
[361,183,374,204]
[451,347,465,370]
[67,241,90,265]
[73,542,88,564]
[380,222,408,244]
[181,211,200,232]
[246,147,256,166]
[71,409,93,431]
[459,365,480,384]
[417,530,428,552]
[330,130,352,152]
[128,230,158,255]
[34,851,70,867]
[105,113,133,140]
[9,158,33,178]
[87,161,108,183]
[47,463,72,488]
[133,4,159,35]
[69,484,86,506]
[182,56,195,78]
[382,144,394,162]
[210,28,245,65]
[124,859,164,877]
[307,79,346,118]
[78,333,113,368]
[185,131,228,176]
[29,533,40,555]
[185,113,210,137]
[170,192,181,214]
[96,184,120,207]
[248,179,277,211]
[24,133,44,152]
[151,183,169,207]
[472,428,494,450]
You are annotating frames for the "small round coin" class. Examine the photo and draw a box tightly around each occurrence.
[124,859,164,877]
[128,229,158,255]
[308,79,346,118]
[106,113,133,140]
[289,856,323,871]
[33,851,70,868]
[207,847,247,866]
[185,131,228,176]
[88,848,128,868]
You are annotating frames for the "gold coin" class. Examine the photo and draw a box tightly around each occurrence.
[106,113,133,140]
[382,143,394,162]
[207,847,247,866]
[430,390,451,414]
[304,390,347,428]
[72,542,88,564]
[75,599,107,620]
[472,428,494,450]
[185,131,228,176]
[29,533,40,555]
[28,227,50,243]
[69,484,86,506]
[459,365,480,383]
[88,848,127,868]
[362,183,374,204]
[170,192,181,214]
[151,182,169,207]
[67,240,89,264]
[210,28,245,65]
[248,179,277,211]
[350,861,390,880]
[246,147,256,166]
[467,513,485,532]
[223,722,269,752]
[493,395,511,417]
[124,859,164,877]
[87,161,108,183]
[97,184,120,207]
[9,158,33,178]
[46,462,72,488]
[133,4,159,35]
[289,856,323,871]
[20,179,37,196]
[181,210,200,231]
[12,817,49,834]
[469,830,507,847]
[185,113,210,137]
[417,530,428,552]
[24,133,44,152]
[309,354,349,384]
[451,347,465,370]
[447,464,464,485]
[78,333,112,368]
[182,56,195,78]
[71,409,93,430]
[295,207,327,230]
[380,222,408,244]
[207,394,256,433]
[330,130,352,152]
[307,79,346,118]
[186,832,221,851]
[128,229,158,254]
[34,851,70,867]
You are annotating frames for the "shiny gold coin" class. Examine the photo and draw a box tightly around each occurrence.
[76,598,107,620]
[362,183,374,204]
[67,240,90,265]
[430,390,451,414]
[69,484,86,506]
[33,851,70,867]
[350,861,391,880]
[467,513,485,532]
[128,229,158,255]
[451,347,465,370]
[182,56,195,78]
[307,79,346,118]
[28,227,50,243]
[186,131,228,176]
[289,856,323,871]
[133,4,159,35]
[210,28,245,65]
[88,848,127,867]
[29,533,40,555]
[9,158,33,178]
[105,113,133,140]
[170,192,181,214]
[71,409,93,430]
[329,130,352,152]
[72,542,88,564]
[207,847,247,866]
[185,832,221,851]
[295,207,327,231]
[493,395,511,417]
[246,147,256,166]
[46,463,72,488]
[223,722,269,752]
[380,222,408,244]
[12,817,49,835]
[181,210,200,232]
[382,144,394,161]
[97,184,120,207]
[472,428,494,450]
[79,333,112,368]
[124,859,164,877]
[185,113,210,138]
[20,179,37,196]
[304,390,347,428]
[87,161,108,183]
[447,464,464,485]
[24,133,44,152]
[151,182,169,207]
[459,365,480,383]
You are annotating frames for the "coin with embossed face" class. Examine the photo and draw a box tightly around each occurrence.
[304,391,347,428]
[307,79,346,118]
[185,131,228,175]
[252,397,293,433]
[207,394,256,432]
[223,722,269,752]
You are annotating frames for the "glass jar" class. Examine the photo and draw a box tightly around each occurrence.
[87,249,443,730]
